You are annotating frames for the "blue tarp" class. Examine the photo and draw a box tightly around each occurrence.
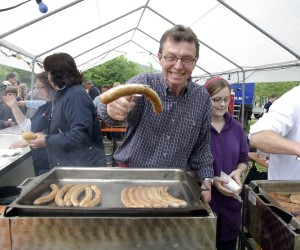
[230,82,255,106]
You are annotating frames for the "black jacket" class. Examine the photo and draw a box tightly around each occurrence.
[45,85,106,167]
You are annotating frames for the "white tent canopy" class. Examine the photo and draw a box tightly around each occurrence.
[0,0,300,84]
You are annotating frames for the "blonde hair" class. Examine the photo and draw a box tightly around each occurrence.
[17,83,28,100]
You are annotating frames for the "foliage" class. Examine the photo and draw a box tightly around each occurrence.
[82,55,158,89]
[0,65,32,86]
[255,81,300,106]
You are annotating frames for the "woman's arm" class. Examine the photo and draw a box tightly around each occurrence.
[2,95,29,127]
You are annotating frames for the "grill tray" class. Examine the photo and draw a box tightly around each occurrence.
[248,180,300,230]
[5,167,208,217]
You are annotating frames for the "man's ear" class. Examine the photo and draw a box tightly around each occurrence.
[157,53,163,66]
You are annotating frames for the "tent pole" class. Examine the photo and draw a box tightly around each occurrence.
[30,59,36,100]
[241,71,246,129]
[0,0,83,40]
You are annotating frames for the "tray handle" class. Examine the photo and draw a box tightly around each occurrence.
[18,177,35,188]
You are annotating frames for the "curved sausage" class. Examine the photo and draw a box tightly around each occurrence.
[159,186,188,208]
[64,184,84,207]
[85,185,102,207]
[141,186,164,208]
[71,185,88,207]
[135,186,152,208]
[99,84,163,114]
[33,184,59,205]
[128,186,145,208]
[153,186,179,208]
[55,184,74,207]
[79,186,93,207]
[121,187,134,208]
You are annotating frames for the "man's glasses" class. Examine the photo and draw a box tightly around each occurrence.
[163,55,197,66]
[211,97,231,104]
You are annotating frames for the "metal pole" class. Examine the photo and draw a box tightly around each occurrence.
[0,0,83,39]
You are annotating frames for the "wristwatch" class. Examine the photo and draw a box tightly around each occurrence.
[203,178,214,184]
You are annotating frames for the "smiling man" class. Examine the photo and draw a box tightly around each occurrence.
[99,25,214,202]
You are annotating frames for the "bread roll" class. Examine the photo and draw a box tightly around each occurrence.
[22,131,37,143]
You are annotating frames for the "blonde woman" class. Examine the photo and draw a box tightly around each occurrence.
[17,83,28,114]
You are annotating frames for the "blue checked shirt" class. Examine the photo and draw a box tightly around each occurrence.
[100,73,214,180]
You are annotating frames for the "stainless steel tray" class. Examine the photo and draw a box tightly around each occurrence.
[248,180,300,231]
[6,167,208,217]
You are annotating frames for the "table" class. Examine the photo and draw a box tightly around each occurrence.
[101,127,127,133]
[248,152,268,168]
[0,205,5,215]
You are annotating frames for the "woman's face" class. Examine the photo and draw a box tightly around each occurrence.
[36,79,52,101]
[211,87,231,118]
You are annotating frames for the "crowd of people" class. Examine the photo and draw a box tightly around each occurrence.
[1,24,299,250]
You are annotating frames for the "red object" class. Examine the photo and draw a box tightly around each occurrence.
[228,90,235,116]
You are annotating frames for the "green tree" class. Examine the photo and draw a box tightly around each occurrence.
[0,65,32,86]
[255,81,300,105]
[82,55,157,88]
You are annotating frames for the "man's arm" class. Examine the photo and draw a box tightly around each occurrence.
[250,130,300,156]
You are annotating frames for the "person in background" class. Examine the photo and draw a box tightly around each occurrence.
[0,86,17,129]
[17,83,28,101]
[204,77,248,250]
[2,72,18,87]
[83,79,100,101]
[101,84,111,93]
[263,93,278,114]
[23,87,44,118]
[99,24,214,202]
[2,72,53,176]
[16,83,28,114]
[249,86,300,180]
[28,52,106,168]
[113,82,121,87]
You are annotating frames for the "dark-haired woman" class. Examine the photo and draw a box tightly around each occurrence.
[30,53,106,168]
[2,72,53,176]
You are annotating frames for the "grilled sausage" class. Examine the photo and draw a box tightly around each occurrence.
[147,186,169,208]
[121,187,134,208]
[141,186,164,208]
[79,186,93,207]
[128,186,145,208]
[99,84,163,114]
[33,184,59,205]
[153,186,180,208]
[159,186,188,208]
[64,184,84,207]
[71,185,88,207]
[55,184,74,206]
[85,185,102,207]
[135,186,152,208]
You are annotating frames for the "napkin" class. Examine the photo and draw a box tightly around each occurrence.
[220,171,242,202]
[0,148,23,157]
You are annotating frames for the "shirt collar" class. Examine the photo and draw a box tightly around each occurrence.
[159,74,192,97]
